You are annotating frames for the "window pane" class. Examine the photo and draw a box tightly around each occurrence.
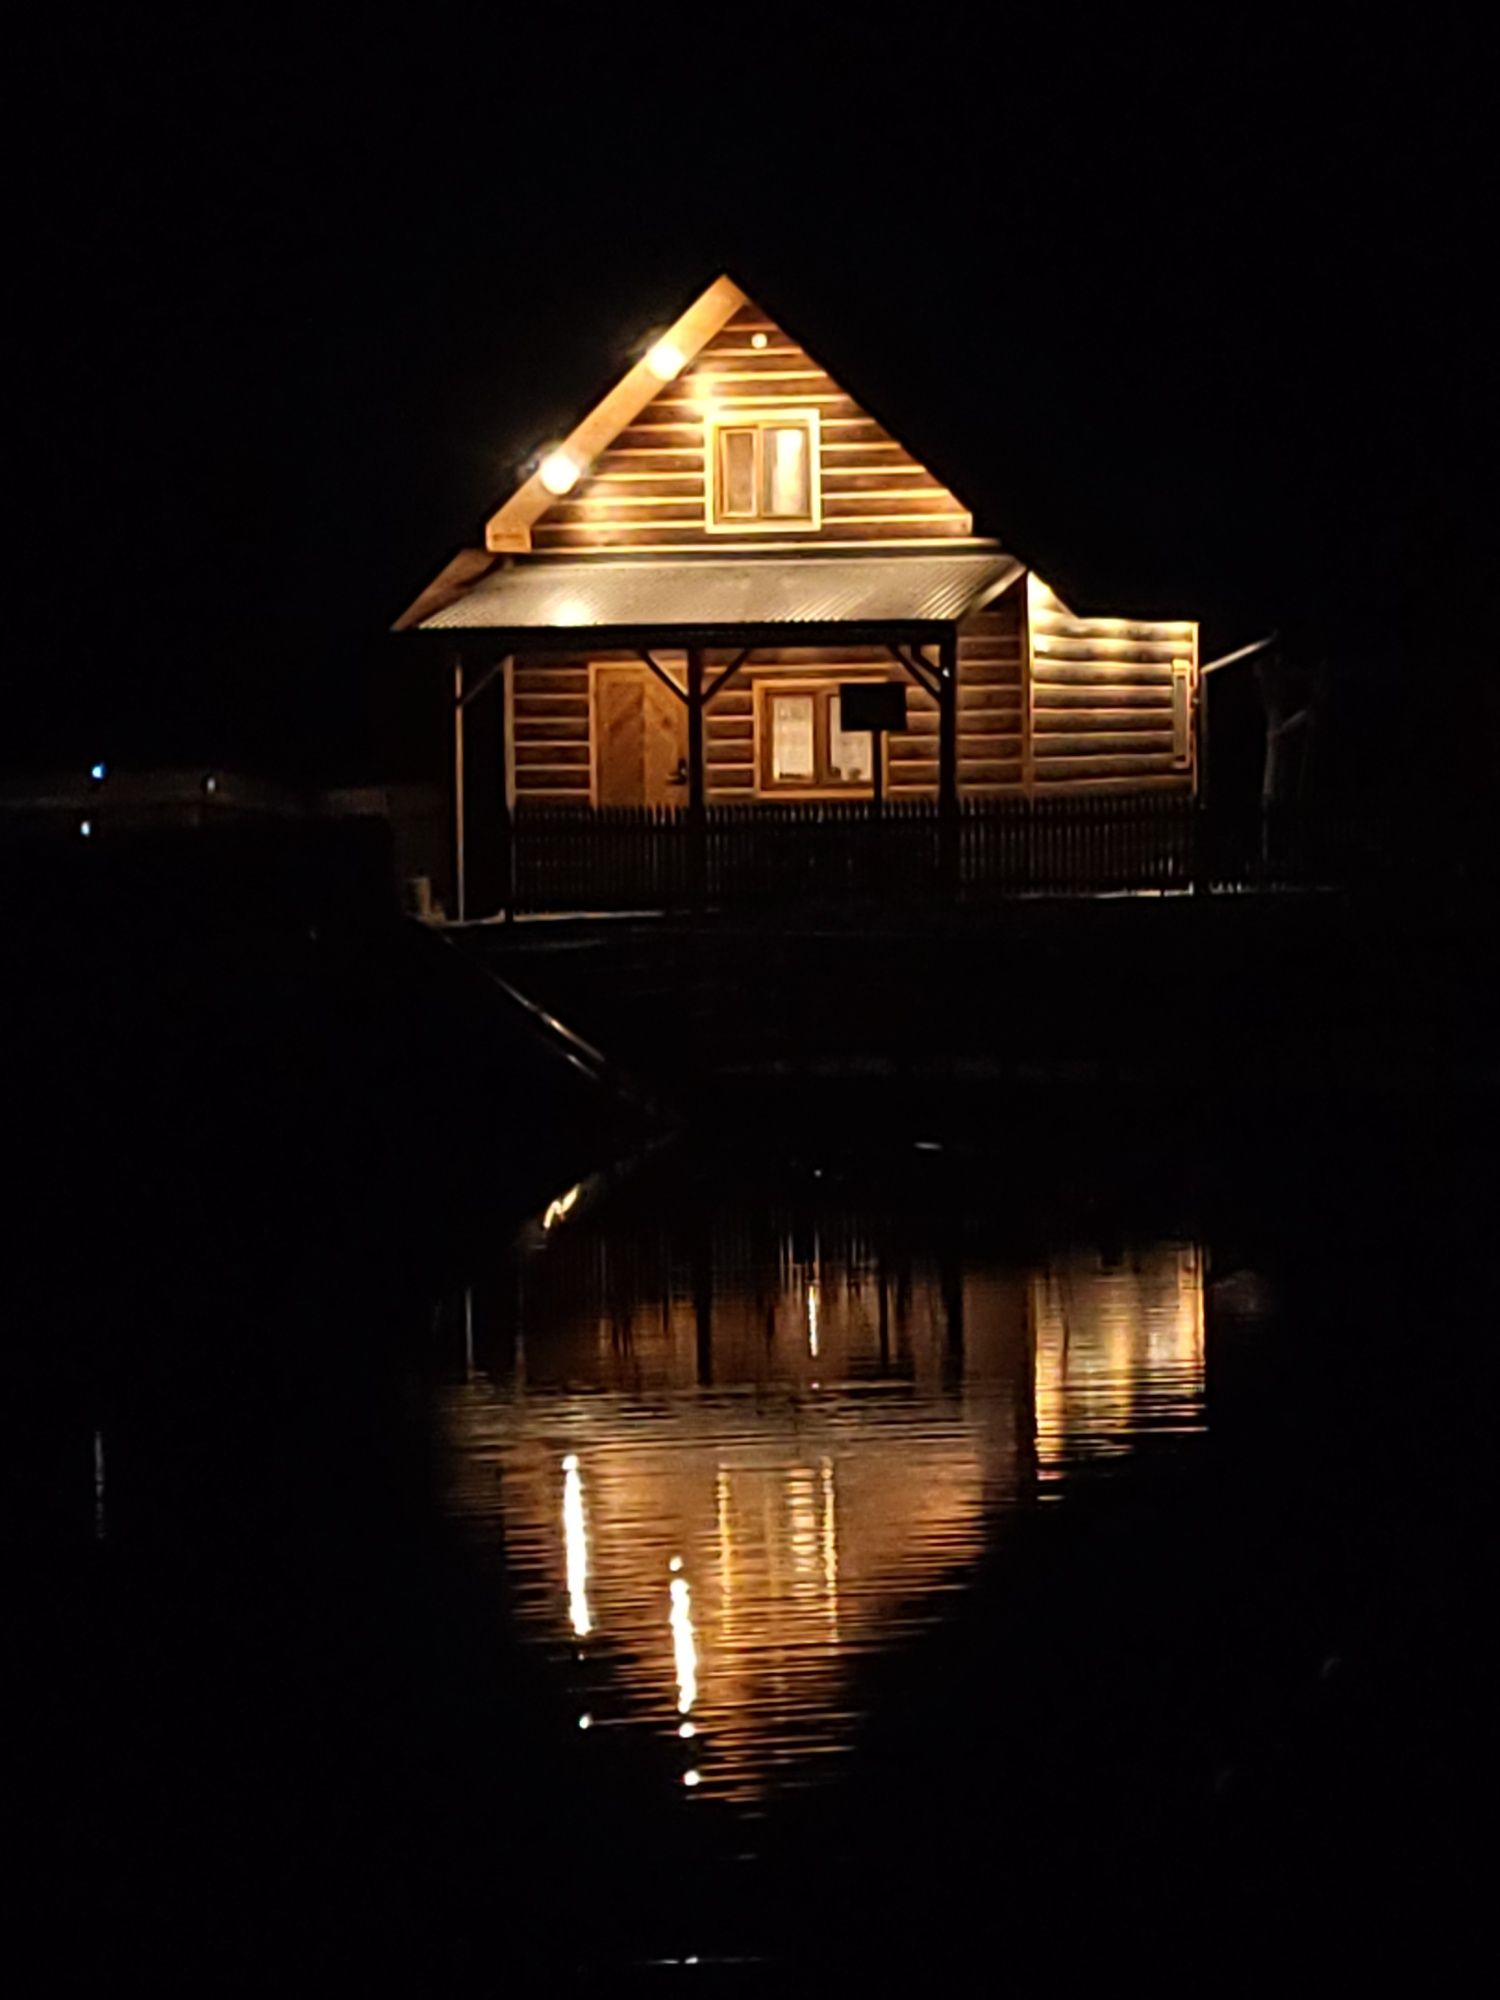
[770,695,816,781]
[829,693,874,782]
[762,425,810,517]
[718,429,757,516]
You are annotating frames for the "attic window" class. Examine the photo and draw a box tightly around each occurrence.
[706,409,820,532]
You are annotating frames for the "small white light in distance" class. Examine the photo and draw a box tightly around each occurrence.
[539,449,581,495]
[90,762,107,781]
[578,1713,593,1731]
[80,818,92,838]
[668,1554,683,1572]
[682,1769,701,1788]
[678,1721,696,1739]
[645,339,686,381]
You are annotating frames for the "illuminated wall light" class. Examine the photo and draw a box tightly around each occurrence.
[678,1721,696,1739]
[645,338,686,381]
[750,332,768,349]
[79,818,93,838]
[578,1713,593,1731]
[539,449,582,495]
[682,1769,701,1788]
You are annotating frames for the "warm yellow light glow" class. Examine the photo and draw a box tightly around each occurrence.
[542,1182,583,1231]
[539,449,581,495]
[669,1574,698,1714]
[646,339,686,381]
[806,1280,820,1358]
[678,1721,697,1739]
[563,1457,592,1638]
[750,332,768,349]
[668,1554,683,1572]
[682,1769,701,1788]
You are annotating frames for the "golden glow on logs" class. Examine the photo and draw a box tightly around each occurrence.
[669,1570,698,1715]
[646,338,687,381]
[563,1455,592,1638]
[539,449,582,495]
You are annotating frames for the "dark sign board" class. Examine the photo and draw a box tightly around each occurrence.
[839,682,907,734]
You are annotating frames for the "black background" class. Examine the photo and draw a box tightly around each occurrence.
[14,8,1493,794]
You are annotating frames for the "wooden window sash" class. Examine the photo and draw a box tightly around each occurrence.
[707,409,821,533]
[757,681,882,793]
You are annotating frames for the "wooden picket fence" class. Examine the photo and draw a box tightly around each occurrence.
[507,794,1198,914]
[503,793,1498,917]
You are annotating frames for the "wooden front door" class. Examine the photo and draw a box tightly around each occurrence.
[593,665,687,806]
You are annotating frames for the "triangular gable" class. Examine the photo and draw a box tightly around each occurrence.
[484,274,976,556]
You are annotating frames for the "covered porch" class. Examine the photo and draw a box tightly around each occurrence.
[427,549,1025,917]
[402,547,1214,918]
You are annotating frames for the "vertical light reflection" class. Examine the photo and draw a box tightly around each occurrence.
[820,1455,839,1642]
[716,1466,734,1634]
[93,1429,106,1541]
[562,1454,592,1637]
[670,1569,698,1714]
[806,1279,820,1358]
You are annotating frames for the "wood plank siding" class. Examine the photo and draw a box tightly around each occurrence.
[1026,579,1198,794]
[508,588,1025,805]
[530,303,975,555]
[505,580,1201,806]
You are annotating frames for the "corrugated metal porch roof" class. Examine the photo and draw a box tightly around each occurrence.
[419,550,1023,632]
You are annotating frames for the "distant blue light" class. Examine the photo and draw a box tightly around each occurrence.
[90,762,107,782]
[80,818,93,838]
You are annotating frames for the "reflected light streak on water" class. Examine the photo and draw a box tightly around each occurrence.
[445,1218,1207,1806]
[561,1454,592,1638]
[669,1571,698,1714]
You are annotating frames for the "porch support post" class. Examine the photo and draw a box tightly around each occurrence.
[452,653,466,923]
[498,654,515,922]
[937,630,959,817]
[686,647,707,912]
[686,647,707,822]
[937,630,960,891]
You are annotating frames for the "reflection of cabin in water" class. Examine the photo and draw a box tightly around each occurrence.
[446,1208,1205,1804]
[397,275,1199,916]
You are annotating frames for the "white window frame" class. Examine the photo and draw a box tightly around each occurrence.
[704,406,822,534]
[754,675,889,797]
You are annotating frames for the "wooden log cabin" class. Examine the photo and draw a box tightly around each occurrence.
[396,275,1199,912]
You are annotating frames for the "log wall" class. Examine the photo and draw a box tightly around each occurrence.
[531,302,974,556]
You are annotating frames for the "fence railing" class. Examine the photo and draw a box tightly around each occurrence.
[503,795,1495,917]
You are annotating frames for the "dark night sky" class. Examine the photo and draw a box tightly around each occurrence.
[14,9,1492,788]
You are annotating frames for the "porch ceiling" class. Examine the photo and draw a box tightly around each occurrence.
[417,550,1023,637]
